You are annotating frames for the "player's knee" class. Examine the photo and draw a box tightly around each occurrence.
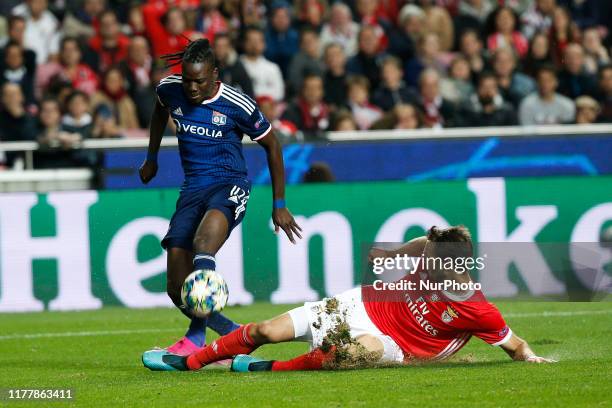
[251,321,279,343]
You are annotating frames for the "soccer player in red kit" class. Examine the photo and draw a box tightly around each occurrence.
[142,225,556,371]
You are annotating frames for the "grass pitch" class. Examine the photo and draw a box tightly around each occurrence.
[1,302,610,407]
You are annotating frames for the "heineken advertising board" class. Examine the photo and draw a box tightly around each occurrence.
[0,176,610,312]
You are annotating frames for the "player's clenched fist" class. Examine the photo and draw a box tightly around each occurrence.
[139,160,158,184]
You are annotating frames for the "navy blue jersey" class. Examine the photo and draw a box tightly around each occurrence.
[156,75,272,190]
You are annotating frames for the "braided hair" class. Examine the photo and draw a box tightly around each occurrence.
[161,38,216,69]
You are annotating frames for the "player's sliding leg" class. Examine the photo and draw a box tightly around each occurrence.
[234,335,385,372]
[143,313,295,371]
[185,313,296,370]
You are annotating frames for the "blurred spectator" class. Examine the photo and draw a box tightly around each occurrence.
[419,0,454,52]
[372,0,402,24]
[257,95,298,141]
[404,32,450,88]
[322,43,348,108]
[295,0,326,31]
[265,1,299,77]
[87,10,130,73]
[90,66,140,130]
[282,74,329,140]
[241,26,285,101]
[320,3,360,58]
[239,0,266,28]
[120,36,155,128]
[596,65,612,122]
[62,90,93,137]
[557,44,597,99]
[34,97,86,169]
[44,76,73,109]
[440,55,474,104]
[355,0,390,51]
[37,98,81,148]
[372,56,417,112]
[91,104,123,138]
[492,47,535,107]
[458,72,517,127]
[214,33,254,97]
[519,65,575,125]
[12,0,61,64]
[302,161,335,183]
[62,0,105,39]
[330,109,358,131]
[0,82,36,168]
[371,103,423,130]
[487,7,528,58]
[388,4,422,61]
[574,95,600,124]
[196,0,229,43]
[0,82,36,142]
[142,2,194,62]
[521,0,555,39]
[0,15,37,70]
[523,32,553,78]
[459,29,485,76]
[347,26,385,90]
[37,37,99,97]
[562,0,605,28]
[0,41,36,107]
[453,1,490,47]
[287,28,324,97]
[582,27,610,74]
[346,75,382,130]
[549,6,578,67]
[457,0,494,25]
[127,3,146,37]
[417,68,456,128]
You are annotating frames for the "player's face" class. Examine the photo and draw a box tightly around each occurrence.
[182,62,218,104]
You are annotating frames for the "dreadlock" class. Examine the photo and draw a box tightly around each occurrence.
[161,38,215,69]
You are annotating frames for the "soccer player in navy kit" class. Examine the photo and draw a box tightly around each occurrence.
[139,39,302,355]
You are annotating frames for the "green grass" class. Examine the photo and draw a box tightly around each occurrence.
[1,302,611,407]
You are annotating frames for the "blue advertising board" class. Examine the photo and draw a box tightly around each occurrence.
[103,135,612,189]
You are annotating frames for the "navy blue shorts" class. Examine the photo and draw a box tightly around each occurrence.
[161,180,251,251]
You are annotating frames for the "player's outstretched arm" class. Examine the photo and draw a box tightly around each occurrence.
[139,99,169,184]
[500,333,557,363]
[257,131,302,243]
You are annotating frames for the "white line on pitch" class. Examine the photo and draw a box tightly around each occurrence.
[0,328,182,341]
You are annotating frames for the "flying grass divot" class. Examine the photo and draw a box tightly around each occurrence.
[317,298,383,370]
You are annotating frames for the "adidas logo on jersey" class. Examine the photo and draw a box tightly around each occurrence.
[173,107,183,116]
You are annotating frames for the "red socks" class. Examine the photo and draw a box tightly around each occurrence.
[271,347,336,371]
[186,323,257,370]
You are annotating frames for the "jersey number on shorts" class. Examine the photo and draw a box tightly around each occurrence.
[228,185,249,220]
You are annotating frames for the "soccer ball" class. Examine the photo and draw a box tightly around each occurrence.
[181,270,229,317]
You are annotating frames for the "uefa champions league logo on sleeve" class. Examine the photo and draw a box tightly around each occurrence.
[212,111,227,126]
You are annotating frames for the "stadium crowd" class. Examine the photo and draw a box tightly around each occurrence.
[0,0,611,168]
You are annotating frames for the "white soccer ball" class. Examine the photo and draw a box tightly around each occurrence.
[181,269,229,317]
